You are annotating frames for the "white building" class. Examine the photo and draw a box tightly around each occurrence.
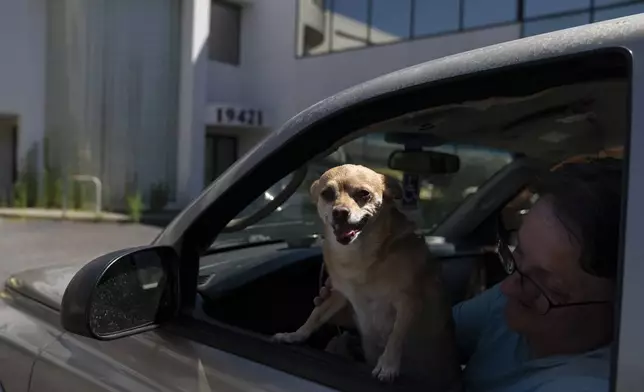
[0,0,643,209]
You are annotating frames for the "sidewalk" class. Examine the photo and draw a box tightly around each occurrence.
[0,208,130,223]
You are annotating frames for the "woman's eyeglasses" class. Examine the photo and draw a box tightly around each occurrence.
[495,224,612,315]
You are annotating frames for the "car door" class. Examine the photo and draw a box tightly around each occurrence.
[149,40,643,391]
[30,328,336,392]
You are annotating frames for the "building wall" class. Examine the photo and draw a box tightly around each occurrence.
[0,0,46,170]
[207,0,644,142]
[2,0,640,208]
[0,0,182,209]
[207,0,521,144]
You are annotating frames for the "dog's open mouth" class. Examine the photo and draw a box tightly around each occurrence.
[333,217,369,245]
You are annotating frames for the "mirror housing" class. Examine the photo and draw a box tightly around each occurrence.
[388,149,461,175]
[61,245,180,340]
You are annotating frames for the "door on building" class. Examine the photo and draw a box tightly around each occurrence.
[0,116,17,204]
[204,134,238,186]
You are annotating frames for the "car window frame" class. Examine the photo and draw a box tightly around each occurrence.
[613,40,641,392]
[155,47,637,391]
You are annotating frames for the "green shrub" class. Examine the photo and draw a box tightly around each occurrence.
[52,178,63,208]
[127,191,143,223]
[149,181,170,212]
[72,181,87,210]
[12,181,28,208]
[42,169,63,208]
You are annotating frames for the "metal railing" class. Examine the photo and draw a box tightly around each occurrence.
[62,175,103,215]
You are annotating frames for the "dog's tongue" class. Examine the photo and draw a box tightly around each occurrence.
[335,228,358,244]
[340,229,357,238]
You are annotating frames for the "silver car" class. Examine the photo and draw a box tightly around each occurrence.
[1,14,643,392]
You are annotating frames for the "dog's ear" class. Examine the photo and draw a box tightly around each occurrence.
[309,179,320,204]
[382,174,403,201]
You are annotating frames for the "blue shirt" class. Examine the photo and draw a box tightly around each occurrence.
[452,284,611,392]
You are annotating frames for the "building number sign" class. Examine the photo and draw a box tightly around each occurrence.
[213,105,264,128]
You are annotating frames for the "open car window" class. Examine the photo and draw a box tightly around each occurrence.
[209,133,514,252]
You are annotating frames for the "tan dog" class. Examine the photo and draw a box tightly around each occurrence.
[272,164,462,388]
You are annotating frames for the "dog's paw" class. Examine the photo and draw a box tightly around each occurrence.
[371,355,400,382]
[271,332,307,344]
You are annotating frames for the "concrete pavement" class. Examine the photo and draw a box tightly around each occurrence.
[0,219,162,283]
[0,208,130,222]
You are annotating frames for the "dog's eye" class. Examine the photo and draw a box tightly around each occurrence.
[354,189,371,201]
[320,187,336,201]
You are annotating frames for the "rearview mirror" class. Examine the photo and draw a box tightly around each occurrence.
[388,150,460,175]
[61,246,179,340]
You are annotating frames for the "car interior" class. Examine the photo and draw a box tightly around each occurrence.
[191,75,629,366]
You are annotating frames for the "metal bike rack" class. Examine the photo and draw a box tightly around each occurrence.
[62,175,103,215]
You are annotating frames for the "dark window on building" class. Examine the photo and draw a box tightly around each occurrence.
[463,0,517,29]
[331,0,369,51]
[209,1,241,65]
[593,2,644,22]
[296,0,644,56]
[370,0,412,44]
[523,11,590,36]
[523,0,591,18]
[413,0,460,37]
[595,0,632,6]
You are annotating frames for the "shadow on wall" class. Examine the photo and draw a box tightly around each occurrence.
[43,0,181,216]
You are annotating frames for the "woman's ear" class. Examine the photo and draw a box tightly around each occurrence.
[309,179,320,204]
[382,174,403,201]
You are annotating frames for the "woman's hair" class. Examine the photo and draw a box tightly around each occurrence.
[530,157,624,279]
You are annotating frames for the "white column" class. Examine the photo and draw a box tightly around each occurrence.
[177,0,210,206]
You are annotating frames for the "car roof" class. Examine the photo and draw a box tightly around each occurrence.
[155,14,644,247]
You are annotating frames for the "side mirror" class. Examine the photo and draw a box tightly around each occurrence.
[61,246,180,340]
[388,149,460,175]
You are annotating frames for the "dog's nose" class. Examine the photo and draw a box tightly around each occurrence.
[332,207,350,222]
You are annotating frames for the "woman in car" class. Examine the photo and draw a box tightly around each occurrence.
[315,158,621,392]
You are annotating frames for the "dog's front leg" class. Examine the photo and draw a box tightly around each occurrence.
[372,298,419,382]
[272,290,348,344]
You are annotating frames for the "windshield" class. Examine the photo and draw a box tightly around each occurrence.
[212,132,513,249]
